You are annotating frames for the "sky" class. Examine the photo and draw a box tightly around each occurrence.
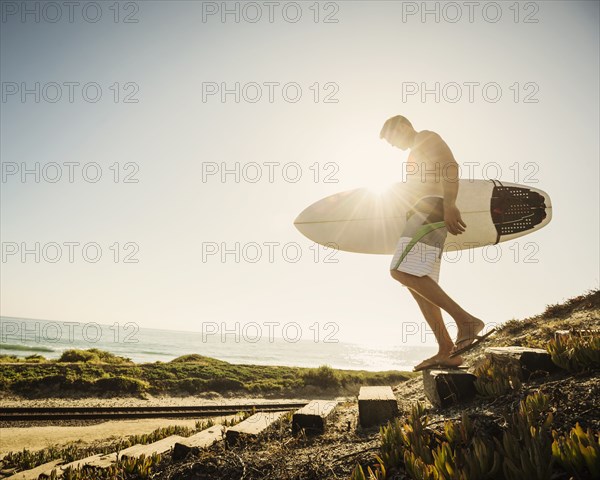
[1,1,599,348]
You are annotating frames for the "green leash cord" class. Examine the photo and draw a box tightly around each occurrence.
[392,221,447,270]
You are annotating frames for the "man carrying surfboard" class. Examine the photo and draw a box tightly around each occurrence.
[380,115,494,371]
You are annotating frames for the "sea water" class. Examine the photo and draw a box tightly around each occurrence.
[0,316,436,371]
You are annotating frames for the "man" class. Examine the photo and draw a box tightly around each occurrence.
[380,115,489,371]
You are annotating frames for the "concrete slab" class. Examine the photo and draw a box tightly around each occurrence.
[4,460,63,480]
[292,400,338,434]
[485,346,558,379]
[225,411,287,447]
[59,453,117,471]
[120,435,186,459]
[172,425,225,460]
[423,369,477,408]
[358,386,399,428]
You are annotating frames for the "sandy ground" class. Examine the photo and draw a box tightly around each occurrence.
[0,393,329,408]
[0,414,242,456]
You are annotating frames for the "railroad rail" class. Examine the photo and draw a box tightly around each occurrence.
[0,402,308,422]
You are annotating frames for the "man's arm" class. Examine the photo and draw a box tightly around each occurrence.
[441,161,466,235]
[425,133,466,235]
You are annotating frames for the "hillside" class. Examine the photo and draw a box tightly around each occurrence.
[159,289,599,480]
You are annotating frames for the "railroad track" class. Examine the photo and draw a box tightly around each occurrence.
[0,402,308,422]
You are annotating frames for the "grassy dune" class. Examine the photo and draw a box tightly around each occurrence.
[0,349,416,398]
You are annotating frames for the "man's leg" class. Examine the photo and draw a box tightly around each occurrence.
[408,288,463,368]
[391,270,485,350]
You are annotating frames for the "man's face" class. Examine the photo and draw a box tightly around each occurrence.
[384,124,411,150]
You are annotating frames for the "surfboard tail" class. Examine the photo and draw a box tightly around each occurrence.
[490,182,552,242]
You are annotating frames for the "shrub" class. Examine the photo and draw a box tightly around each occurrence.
[170,354,210,364]
[58,349,131,364]
[178,378,208,394]
[552,423,600,478]
[58,349,100,363]
[358,393,562,480]
[497,392,554,480]
[0,354,21,363]
[542,289,599,318]
[88,348,131,364]
[246,381,284,393]
[207,377,244,391]
[11,375,68,393]
[302,365,340,389]
[94,376,149,394]
[25,354,46,363]
[547,333,600,372]
[473,358,522,397]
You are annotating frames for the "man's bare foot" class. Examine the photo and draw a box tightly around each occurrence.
[452,317,485,352]
[413,353,463,372]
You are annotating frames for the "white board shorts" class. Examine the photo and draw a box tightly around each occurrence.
[390,196,447,284]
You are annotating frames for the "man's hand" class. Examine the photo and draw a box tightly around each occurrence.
[444,204,466,235]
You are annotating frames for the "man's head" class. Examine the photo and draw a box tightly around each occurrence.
[380,115,416,150]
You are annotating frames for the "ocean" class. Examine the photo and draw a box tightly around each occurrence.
[0,316,436,372]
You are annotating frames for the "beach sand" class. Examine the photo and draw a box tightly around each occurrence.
[0,392,319,409]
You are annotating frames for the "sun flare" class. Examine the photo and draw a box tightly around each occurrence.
[367,182,395,195]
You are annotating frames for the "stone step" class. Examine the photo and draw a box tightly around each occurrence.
[485,346,558,380]
[358,386,399,428]
[120,435,186,459]
[423,369,477,408]
[4,460,63,480]
[172,424,225,460]
[292,400,338,434]
[225,411,288,447]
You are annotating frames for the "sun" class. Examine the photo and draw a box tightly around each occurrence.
[367,182,395,195]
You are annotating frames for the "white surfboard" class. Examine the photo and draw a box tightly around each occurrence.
[294,179,552,254]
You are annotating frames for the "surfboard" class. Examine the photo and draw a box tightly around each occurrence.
[294,179,552,254]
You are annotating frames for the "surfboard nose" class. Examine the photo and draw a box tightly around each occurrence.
[293,206,311,226]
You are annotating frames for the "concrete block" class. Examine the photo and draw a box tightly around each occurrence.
[60,453,116,471]
[4,460,64,480]
[225,411,287,447]
[172,424,225,460]
[358,386,399,428]
[423,369,477,408]
[485,346,558,379]
[120,435,186,459]
[292,400,338,434]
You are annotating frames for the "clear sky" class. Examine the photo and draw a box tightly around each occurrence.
[1,1,598,347]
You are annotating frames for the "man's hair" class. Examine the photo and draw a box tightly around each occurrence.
[380,115,413,139]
